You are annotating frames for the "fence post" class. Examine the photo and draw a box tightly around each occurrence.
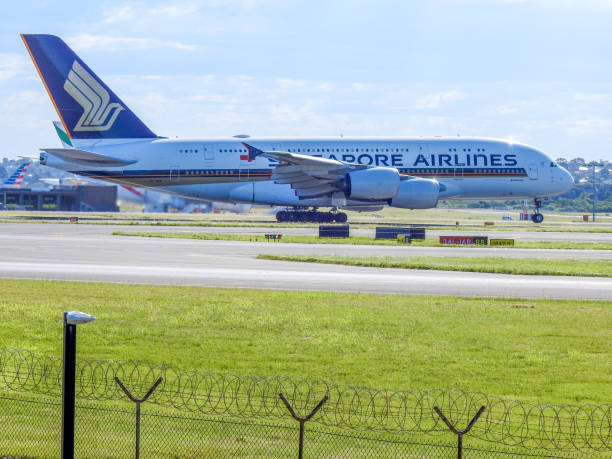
[279,392,328,459]
[434,405,485,459]
[115,376,163,459]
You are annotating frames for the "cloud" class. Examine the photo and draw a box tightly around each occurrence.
[556,117,612,136]
[574,93,609,102]
[102,3,202,24]
[66,34,198,52]
[413,90,468,109]
[0,54,27,81]
[102,5,137,24]
[489,105,518,115]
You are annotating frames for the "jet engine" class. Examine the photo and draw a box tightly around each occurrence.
[389,177,440,209]
[344,167,400,200]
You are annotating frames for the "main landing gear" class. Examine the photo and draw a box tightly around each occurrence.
[276,208,348,223]
[532,198,544,223]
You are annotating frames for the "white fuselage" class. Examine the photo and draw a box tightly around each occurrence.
[41,137,574,208]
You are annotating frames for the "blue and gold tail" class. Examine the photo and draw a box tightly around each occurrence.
[21,34,157,140]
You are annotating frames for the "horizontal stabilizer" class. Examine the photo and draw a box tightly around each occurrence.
[40,148,137,166]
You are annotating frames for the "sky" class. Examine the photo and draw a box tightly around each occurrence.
[1,0,611,160]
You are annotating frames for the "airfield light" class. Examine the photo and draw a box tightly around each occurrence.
[62,311,96,459]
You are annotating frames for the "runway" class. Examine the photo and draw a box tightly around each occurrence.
[62,223,612,243]
[0,223,610,300]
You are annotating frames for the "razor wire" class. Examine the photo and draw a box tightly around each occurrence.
[0,347,609,452]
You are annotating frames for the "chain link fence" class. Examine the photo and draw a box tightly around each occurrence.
[0,394,582,458]
[0,348,609,457]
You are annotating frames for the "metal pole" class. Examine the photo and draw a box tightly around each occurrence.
[279,393,328,459]
[593,164,596,222]
[61,312,77,459]
[434,405,485,459]
[298,421,305,459]
[115,376,163,459]
[135,402,141,459]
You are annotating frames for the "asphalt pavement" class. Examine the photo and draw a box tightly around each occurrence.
[0,223,610,300]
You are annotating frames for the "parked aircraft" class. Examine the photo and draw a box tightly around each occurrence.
[23,34,574,223]
[2,162,30,188]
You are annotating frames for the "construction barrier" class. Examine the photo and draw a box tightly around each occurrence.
[490,239,515,247]
[396,234,411,244]
[376,227,425,240]
[439,236,488,245]
[319,225,350,238]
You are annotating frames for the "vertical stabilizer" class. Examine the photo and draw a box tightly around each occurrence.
[53,121,73,148]
[3,162,30,187]
[21,34,157,140]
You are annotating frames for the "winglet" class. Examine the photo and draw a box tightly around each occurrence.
[241,142,264,161]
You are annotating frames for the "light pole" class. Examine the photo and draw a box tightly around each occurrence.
[62,311,96,459]
[588,162,603,222]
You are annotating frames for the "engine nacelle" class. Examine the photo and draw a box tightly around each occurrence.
[389,177,440,209]
[345,167,400,200]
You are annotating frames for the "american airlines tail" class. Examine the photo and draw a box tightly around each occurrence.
[21,34,158,142]
[3,162,30,187]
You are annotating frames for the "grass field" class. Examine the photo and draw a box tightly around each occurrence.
[113,230,612,250]
[0,279,609,405]
[256,254,612,277]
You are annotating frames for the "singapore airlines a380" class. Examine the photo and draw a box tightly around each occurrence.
[22,34,574,223]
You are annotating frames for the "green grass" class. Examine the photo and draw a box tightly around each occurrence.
[256,254,612,277]
[0,279,609,405]
[113,230,612,250]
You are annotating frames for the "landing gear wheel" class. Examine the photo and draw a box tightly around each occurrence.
[276,211,287,222]
[334,212,348,223]
[531,198,544,223]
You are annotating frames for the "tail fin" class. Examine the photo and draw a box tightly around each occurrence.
[53,121,73,148]
[3,162,30,187]
[21,34,157,140]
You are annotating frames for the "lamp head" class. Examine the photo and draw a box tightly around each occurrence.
[65,311,96,325]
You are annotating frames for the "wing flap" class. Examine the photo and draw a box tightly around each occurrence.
[241,142,371,200]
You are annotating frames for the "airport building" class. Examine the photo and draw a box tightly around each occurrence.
[0,185,118,212]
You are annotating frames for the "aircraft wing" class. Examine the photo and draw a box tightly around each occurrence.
[242,143,366,199]
[40,148,137,167]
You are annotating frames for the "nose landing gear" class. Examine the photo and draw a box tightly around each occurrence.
[532,199,544,223]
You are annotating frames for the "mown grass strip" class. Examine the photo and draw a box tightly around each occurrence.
[113,231,612,250]
[256,254,612,277]
[0,279,610,404]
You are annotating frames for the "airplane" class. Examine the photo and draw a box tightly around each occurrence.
[22,34,574,223]
[2,161,30,188]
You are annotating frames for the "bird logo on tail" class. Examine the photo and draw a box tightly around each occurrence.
[63,61,124,132]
